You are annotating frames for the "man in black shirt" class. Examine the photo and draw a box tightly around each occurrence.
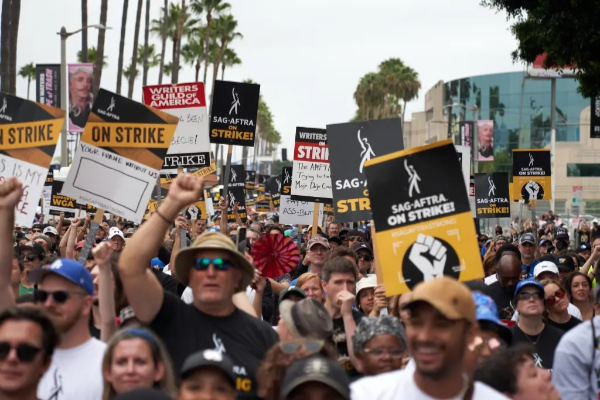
[487,248,522,319]
[119,175,278,400]
[509,279,563,370]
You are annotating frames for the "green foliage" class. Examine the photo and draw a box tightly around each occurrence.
[77,46,108,67]
[481,0,600,97]
[272,159,292,173]
[18,62,35,80]
[137,44,161,68]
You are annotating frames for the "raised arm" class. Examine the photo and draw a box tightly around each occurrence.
[92,242,117,342]
[0,178,23,311]
[219,196,228,235]
[59,224,71,258]
[56,212,65,241]
[65,218,80,260]
[168,215,186,280]
[119,174,204,323]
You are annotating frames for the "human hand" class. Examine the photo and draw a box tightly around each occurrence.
[233,202,240,214]
[0,177,23,210]
[59,212,65,221]
[92,241,113,266]
[337,290,355,316]
[70,218,80,227]
[373,284,388,312]
[166,174,205,210]
[218,196,228,211]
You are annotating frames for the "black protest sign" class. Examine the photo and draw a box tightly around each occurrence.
[257,174,268,191]
[327,118,404,223]
[281,167,292,195]
[209,80,260,146]
[49,181,76,217]
[266,176,281,207]
[245,170,256,190]
[474,173,510,218]
[290,127,332,203]
[592,97,600,139]
[511,149,551,202]
[227,165,247,222]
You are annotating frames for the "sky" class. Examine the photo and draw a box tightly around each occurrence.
[16,0,525,164]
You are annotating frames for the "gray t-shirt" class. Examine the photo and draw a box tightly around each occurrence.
[552,317,600,399]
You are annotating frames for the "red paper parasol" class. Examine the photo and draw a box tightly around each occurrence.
[251,234,300,278]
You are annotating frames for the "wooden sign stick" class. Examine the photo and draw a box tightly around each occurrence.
[312,202,320,237]
[177,167,187,248]
[370,221,388,315]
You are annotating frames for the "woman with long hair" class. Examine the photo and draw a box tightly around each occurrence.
[101,328,177,400]
[540,279,582,332]
[563,271,596,321]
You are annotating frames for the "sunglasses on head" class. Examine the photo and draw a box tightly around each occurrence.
[34,289,85,304]
[357,254,373,262]
[0,342,41,363]
[348,236,364,243]
[279,340,324,355]
[545,288,566,306]
[194,258,232,271]
[19,253,39,262]
[516,291,543,301]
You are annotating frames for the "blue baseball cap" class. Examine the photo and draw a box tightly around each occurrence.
[514,278,544,298]
[29,259,94,295]
[151,257,165,270]
[473,292,512,344]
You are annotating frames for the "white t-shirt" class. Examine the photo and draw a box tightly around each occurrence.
[485,274,498,285]
[38,338,106,400]
[351,369,509,400]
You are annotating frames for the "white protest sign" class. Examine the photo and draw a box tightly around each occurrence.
[279,195,324,225]
[290,127,332,203]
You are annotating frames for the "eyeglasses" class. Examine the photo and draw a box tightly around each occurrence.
[194,258,232,271]
[279,340,324,355]
[0,342,41,363]
[31,229,42,234]
[545,289,566,306]
[34,289,86,304]
[357,254,373,262]
[19,253,38,262]
[516,292,543,301]
[347,236,364,243]
[362,347,404,358]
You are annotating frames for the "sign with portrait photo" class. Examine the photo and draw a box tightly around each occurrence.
[68,63,94,133]
[512,149,551,202]
[365,139,483,296]
[474,173,510,218]
[290,127,332,203]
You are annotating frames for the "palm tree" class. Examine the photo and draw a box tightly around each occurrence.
[220,47,240,80]
[377,58,420,122]
[137,44,161,72]
[81,0,88,62]
[128,0,143,98]
[181,30,205,82]
[162,61,181,78]
[123,64,139,81]
[116,0,129,94]
[172,0,187,84]
[1,0,21,94]
[150,0,169,84]
[93,0,108,98]
[77,47,108,66]
[209,15,242,101]
[18,62,35,99]
[142,0,151,86]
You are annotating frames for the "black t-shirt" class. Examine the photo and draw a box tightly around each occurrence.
[152,269,186,297]
[332,309,364,378]
[150,290,279,399]
[487,281,514,319]
[510,323,564,370]
[547,316,582,332]
[578,231,590,245]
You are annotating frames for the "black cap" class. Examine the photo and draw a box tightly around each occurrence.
[327,236,342,246]
[556,255,576,272]
[180,350,236,387]
[519,233,536,245]
[346,229,366,239]
[280,356,350,400]
[578,243,592,253]
[17,241,45,259]
[352,243,373,257]
[556,232,569,241]
[113,388,172,400]
[31,223,42,230]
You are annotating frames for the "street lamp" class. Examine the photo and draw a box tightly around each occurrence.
[58,24,110,167]
[444,102,480,174]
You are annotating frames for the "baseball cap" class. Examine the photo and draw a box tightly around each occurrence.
[514,278,544,298]
[519,233,536,245]
[42,226,58,236]
[495,235,507,242]
[556,255,575,272]
[539,238,552,247]
[31,223,43,231]
[279,298,333,340]
[17,241,45,259]
[280,356,350,400]
[352,243,373,257]
[279,286,307,302]
[108,227,125,240]
[533,261,559,279]
[327,236,342,246]
[578,243,592,253]
[174,232,254,291]
[28,259,93,295]
[472,292,512,345]
[265,219,274,226]
[556,232,569,241]
[180,349,236,387]
[307,236,330,250]
[347,229,366,239]
[402,277,476,323]
[113,388,172,400]
[355,276,377,303]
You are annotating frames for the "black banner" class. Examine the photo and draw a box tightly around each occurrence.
[459,121,473,148]
[50,181,76,217]
[227,165,247,222]
[36,64,61,108]
[281,166,292,195]
[326,118,404,223]
[474,173,510,218]
[245,170,256,190]
[591,97,600,139]
[209,80,260,146]
[267,176,281,207]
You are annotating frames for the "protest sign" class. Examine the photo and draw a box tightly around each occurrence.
[512,149,551,202]
[50,180,76,218]
[475,173,510,218]
[266,176,281,207]
[469,176,476,217]
[0,92,65,226]
[256,202,270,212]
[290,127,332,203]
[245,170,256,190]
[327,118,404,223]
[142,82,210,171]
[61,89,178,222]
[41,170,53,218]
[185,198,207,221]
[257,174,268,191]
[365,139,483,296]
[279,195,324,225]
[226,165,247,222]
[281,167,292,195]
[209,80,260,146]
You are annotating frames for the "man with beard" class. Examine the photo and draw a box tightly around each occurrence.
[350,277,506,399]
[487,250,523,319]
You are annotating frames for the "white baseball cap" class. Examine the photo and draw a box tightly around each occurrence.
[43,226,58,236]
[533,261,559,278]
[108,227,125,240]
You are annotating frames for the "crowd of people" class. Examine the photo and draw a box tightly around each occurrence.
[1,173,600,399]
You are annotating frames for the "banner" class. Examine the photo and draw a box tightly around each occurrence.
[143,82,210,172]
[327,118,404,223]
[226,165,247,222]
[209,80,260,146]
[364,139,483,295]
[41,170,53,218]
[245,170,256,190]
[0,92,65,226]
[477,120,494,161]
[61,89,178,222]
[266,176,281,207]
[459,121,473,148]
[475,173,510,218]
[591,97,600,139]
[290,127,332,203]
[36,64,61,108]
[49,180,76,218]
[68,63,94,133]
[512,149,551,202]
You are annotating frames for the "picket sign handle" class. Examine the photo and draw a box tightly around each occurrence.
[78,209,105,264]
[370,220,388,315]
[177,168,187,249]
[312,203,319,237]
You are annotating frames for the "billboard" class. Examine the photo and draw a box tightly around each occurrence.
[477,120,494,161]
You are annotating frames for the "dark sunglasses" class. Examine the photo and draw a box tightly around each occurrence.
[279,340,324,355]
[517,292,543,301]
[194,258,232,271]
[347,236,364,243]
[545,289,566,306]
[31,229,42,233]
[0,342,41,363]
[34,289,85,304]
[19,253,39,262]
[357,254,373,262]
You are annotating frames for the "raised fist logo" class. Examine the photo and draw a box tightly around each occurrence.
[409,234,447,281]
[525,180,540,201]
[187,205,199,220]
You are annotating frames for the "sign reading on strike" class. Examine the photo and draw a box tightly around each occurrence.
[290,127,332,203]
[512,149,551,203]
[245,170,256,190]
[475,173,510,218]
[226,165,247,222]
[365,139,483,296]
[210,80,260,146]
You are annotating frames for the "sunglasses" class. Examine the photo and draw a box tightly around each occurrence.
[19,253,39,262]
[279,340,324,355]
[362,347,404,358]
[0,342,41,363]
[194,258,232,271]
[31,229,42,234]
[516,292,543,301]
[545,289,566,306]
[34,289,86,304]
[357,254,373,262]
[347,236,364,243]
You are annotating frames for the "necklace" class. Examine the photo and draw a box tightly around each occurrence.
[519,323,544,345]
[456,373,470,399]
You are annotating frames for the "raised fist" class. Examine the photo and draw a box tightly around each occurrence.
[409,234,447,281]
[525,181,540,201]
[187,205,199,220]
